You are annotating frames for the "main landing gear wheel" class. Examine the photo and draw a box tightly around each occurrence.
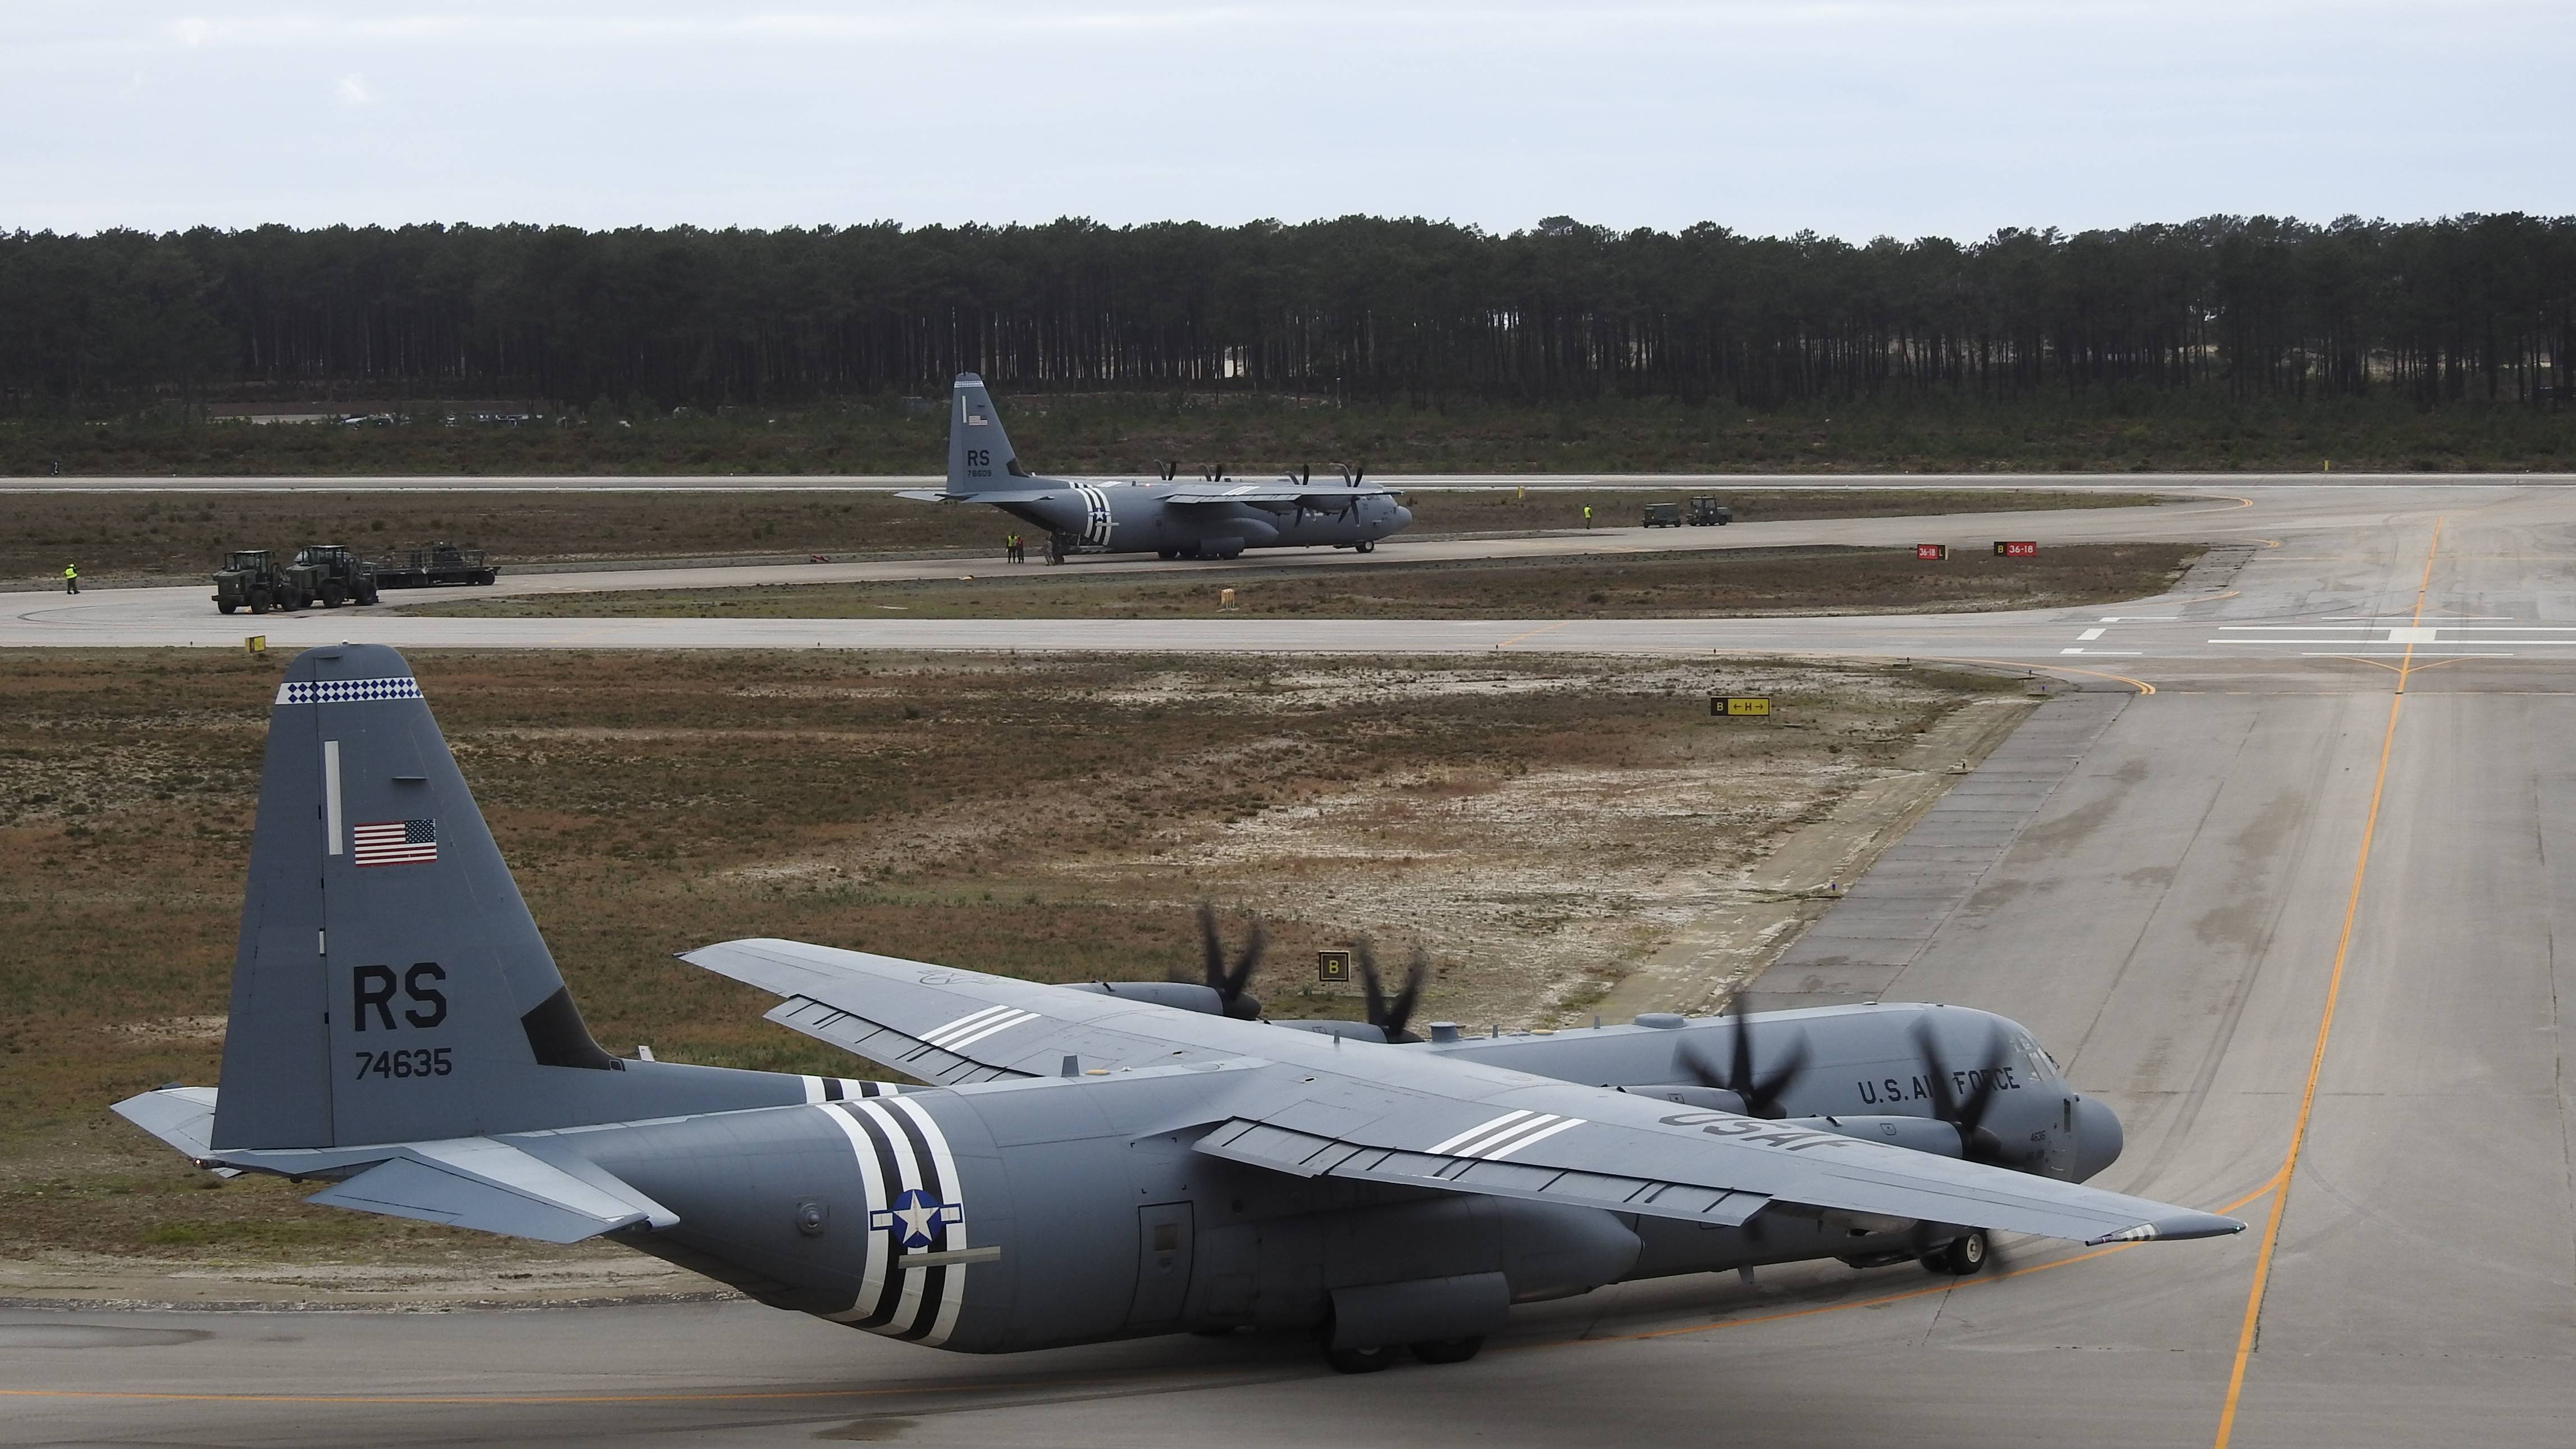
[1355,540,1375,553]
[1157,549,1178,560]
[1408,1336,1484,1364]
[1324,1343,1399,1374]
[1922,1228,1990,1277]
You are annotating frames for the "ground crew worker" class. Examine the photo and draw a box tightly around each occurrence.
[1006,532,1023,563]
[62,563,79,594]
[1582,504,1592,528]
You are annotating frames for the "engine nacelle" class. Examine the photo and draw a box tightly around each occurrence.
[1780,1114,1968,1158]
[1062,981,1225,1014]
[1618,1083,1748,1113]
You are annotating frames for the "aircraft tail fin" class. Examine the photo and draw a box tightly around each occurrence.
[213,643,623,1151]
[207,644,817,1154]
[944,372,1032,493]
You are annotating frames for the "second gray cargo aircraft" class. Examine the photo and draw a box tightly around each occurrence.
[117,646,2238,1372]
[896,373,1412,561]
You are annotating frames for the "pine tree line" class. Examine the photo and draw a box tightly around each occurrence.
[2,213,2568,412]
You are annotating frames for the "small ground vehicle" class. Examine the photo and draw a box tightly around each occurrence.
[1642,502,1684,527]
[291,544,381,606]
[211,550,323,615]
[374,541,498,588]
[1688,496,1734,526]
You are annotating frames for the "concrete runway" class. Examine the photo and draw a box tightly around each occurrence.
[7,480,2575,1446]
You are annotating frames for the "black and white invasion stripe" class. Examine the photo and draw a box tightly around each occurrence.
[918,1004,1040,1054]
[800,1074,905,1104]
[1074,484,1113,546]
[817,1095,970,1345]
[1426,1109,1588,1161]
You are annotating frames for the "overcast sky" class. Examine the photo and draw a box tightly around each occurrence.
[8,2,2570,240]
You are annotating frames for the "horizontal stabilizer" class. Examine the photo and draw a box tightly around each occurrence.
[897,487,1064,505]
[304,1136,678,1245]
[112,1087,238,1175]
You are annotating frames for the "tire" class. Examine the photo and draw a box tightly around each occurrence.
[1157,549,1178,560]
[1923,1229,1990,1277]
[249,589,272,615]
[321,583,345,607]
[1408,1336,1484,1365]
[217,600,237,615]
[477,569,497,585]
[1218,549,1243,560]
[1355,540,1375,553]
[1323,1343,1399,1375]
[357,584,379,605]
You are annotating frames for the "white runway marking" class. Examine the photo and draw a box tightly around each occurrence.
[2077,627,2107,640]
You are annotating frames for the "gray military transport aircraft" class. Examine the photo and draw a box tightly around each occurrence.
[895,373,1412,560]
[116,645,2240,1372]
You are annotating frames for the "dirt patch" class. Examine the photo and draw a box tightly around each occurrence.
[411,543,2201,621]
[0,648,2022,1292]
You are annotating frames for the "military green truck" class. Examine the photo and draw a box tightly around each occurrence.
[373,541,498,588]
[291,544,381,606]
[211,550,322,615]
[1687,496,1734,526]
[1641,502,1684,527]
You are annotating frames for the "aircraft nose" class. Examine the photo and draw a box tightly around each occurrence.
[2071,1095,2124,1182]
[1392,504,1414,528]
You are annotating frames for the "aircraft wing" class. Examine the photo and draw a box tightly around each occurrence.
[685,938,1236,1084]
[1161,485,1389,508]
[683,939,2244,1246]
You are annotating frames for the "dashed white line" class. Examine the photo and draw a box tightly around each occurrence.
[2076,627,2106,641]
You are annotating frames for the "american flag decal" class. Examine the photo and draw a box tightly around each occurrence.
[352,819,437,867]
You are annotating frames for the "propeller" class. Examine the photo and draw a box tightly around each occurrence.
[1157,459,1177,481]
[1907,1015,2017,1163]
[1338,462,1366,487]
[1353,940,1428,1043]
[1300,463,1312,486]
[1680,995,1810,1119]
[1193,903,1265,1019]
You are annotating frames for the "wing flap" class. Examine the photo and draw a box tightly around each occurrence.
[1194,1118,1770,1226]
[764,996,1031,1085]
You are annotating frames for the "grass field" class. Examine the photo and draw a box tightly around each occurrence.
[3,487,2172,588]
[0,648,2022,1266]
[5,389,2570,476]
[411,543,2202,621]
